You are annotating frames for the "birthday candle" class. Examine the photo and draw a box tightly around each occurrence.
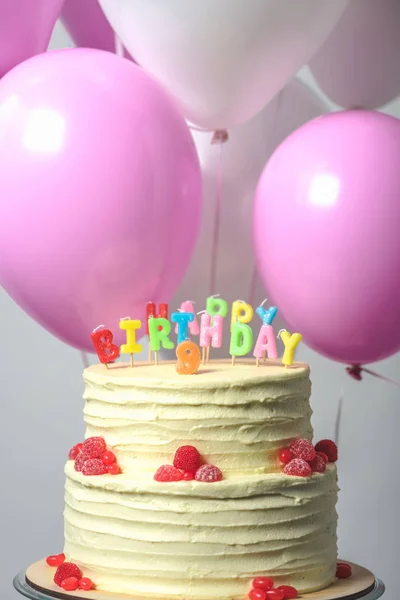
[279,330,303,366]
[256,303,278,326]
[148,317,174,365]
[119,318,142,367]
[206,295,228,317]
[230,322,253,364]
[146,302,168,335]
[231,300,253,330]
[253,324,278,366]
[200,313,223,348]
[90,326,120,367]
[171,311,195,344]
[174,301,199,335]
[176,340,201,374]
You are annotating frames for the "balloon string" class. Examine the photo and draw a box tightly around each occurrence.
[346,364,400,387]
[208,142,224,295]
[80,351,90,369]
[334,390,344,446]
[114,33,124,57]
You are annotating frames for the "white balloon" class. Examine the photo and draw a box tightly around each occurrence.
[169,79,327,356]
[309,0,400,109]
[99,0,347,129]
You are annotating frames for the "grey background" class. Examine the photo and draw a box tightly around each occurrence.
[1,19,399,600]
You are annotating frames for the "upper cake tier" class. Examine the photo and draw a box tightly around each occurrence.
[83,359,312,476]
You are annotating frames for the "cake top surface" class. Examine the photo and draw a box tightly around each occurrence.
[84,358,309,389]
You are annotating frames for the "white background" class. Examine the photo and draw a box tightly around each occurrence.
[1,20,399,600]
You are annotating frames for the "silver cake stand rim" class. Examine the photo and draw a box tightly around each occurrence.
[13,571,385,600]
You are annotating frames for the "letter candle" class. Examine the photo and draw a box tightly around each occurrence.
[199,312,223,364]
[231,300,254,330]
[174,301,199,335]
[119,317,142,367]
[253,325,277,366]
[230,322,253,366]
[171,311,195,344]
[146,302,168,362]
[278,329,303,367]
[90,325,120,368]
[255,300,278,363]
[148,317,174,365]
[203,295,228,361]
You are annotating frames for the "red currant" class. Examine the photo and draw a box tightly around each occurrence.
[265,590,285,600]
[336,563,352,579]
[182,471,195,481]
[249,589,267,600]
[61,577,79,591]
[253,577,274,590]
[79,577,94,591]
[46,553,65,567]
[276,585,298,599]
[107,463,121,475]
[278,449,293,464]
[102,451,116,465]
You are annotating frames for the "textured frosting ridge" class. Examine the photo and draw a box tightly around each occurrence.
[64,360,338,599]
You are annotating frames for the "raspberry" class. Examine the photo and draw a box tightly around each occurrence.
[249,590,266,600]
[154,465,184,482]
[82,458,108,476]
[283,458,312,477]
[68,445,82,460]
[276,586,298,599]
[308,454,326,473]
[82,437,106,458]
[46,553,65,567]
[195,464,223,482]
[79,577,94,591]
[317,451,329,464]
[102,451,116,465]
[278,449,293,464]
[336,562,352,579]
[173,445,201,472]
[54,563,82,587]
[107,463,120,475]
[74,452,89,472]
[182,471,195,481]
[61,577,79,591]
[265,591,285,600]
[289,438,316,461]
[315,440,338,462]
[253,577,274,590]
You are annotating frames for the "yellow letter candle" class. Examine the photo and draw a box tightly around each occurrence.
[279,330,303,366]
[119,318,142,367]
[231,300,254,330]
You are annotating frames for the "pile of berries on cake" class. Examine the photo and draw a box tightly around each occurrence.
[248,576,298,600]
[69,436,120,476]
[154,445,223,482]
[46,554,94,591]
[279,438,338,477]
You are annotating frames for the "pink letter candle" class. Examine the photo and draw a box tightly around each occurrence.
[253,324,278,366]
[200,312,223,363]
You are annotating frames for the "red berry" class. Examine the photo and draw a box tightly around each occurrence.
[265,590,285,600]
[276,585,298,599]
[107,463,120,475]
[249,589,267,600]
[61,577,79,591]
[308,454,326,473]
[68,445,82,460]
[283,458,312,477]
[74,452,89,472]
[79,577,94,591]
[46,553,65,567]
[182,471,195,481]
[82,436,106,458]
[289,438,316,461]
[154,465,184,482]
[54,563,82,587]
[82,458,108,476]
[173,445,202,472]
[315,440,338,462]
[336,563,352,579]
[253,577,274,590]
[278,449,293,464]
[317,451,329,464]
[102,451,116,465]
[195,464,223,482]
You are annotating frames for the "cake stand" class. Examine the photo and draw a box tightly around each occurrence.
[14,560,384,600]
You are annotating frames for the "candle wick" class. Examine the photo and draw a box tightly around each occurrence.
[260,298,268,307]
[236,299,247,304]
[93,324,105,332]
[210,294,220,298]
[197,310,207,315]
[186,300,196,303]
[120,316,131,320]
[277,329,287,339]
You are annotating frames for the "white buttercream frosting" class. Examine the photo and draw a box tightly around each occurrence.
[63,359,338,599]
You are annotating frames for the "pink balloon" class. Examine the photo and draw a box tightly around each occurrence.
[0,49,201,352]
[0,0,64,78]
[254,110,400,365]
[61,0,133,60]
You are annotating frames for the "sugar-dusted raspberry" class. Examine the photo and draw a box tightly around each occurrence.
[74,452,88,472]
[315,440,338,462]
[265,590,285,600]
[61,577,79,591]
[107,463,120,475]
[102,451,116,465]
[308,454,326,473]
[68,445,82,460]
[82,458,108,476]
[278,449,293,464]
[182,471,195,481]
[283,458,312,477]
[253,577,274,590]
[276,585,298,599]
[54,563,82,587]
[154,465,184,482]
[195,464,223,482]
[79,577,94,591]
[317,451,329,464]
[173,445,201,472]
[249,589,266,600]
[289,438,316,461]
[82,436,106,459]
[46,553,65,567]
[336,562,352,579]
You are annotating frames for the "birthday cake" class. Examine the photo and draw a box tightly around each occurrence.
[59,359,339,599]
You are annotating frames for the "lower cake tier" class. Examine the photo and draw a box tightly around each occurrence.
[64,463,338,599]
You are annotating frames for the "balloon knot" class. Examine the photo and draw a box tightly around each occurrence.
[211,129,229,144]
[346,364,363,381]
